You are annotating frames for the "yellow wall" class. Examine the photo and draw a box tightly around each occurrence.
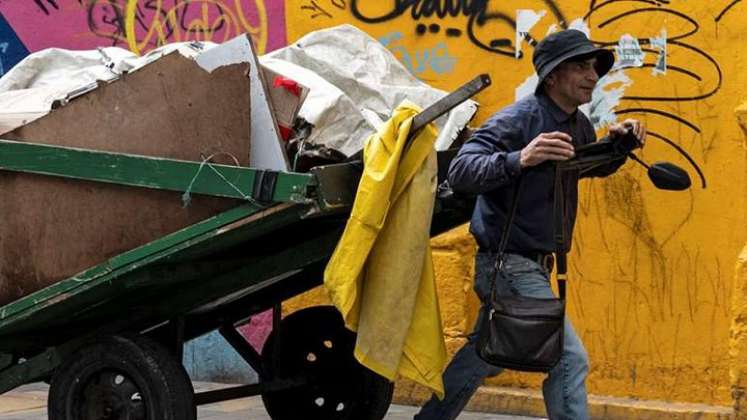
[284,0,747,408]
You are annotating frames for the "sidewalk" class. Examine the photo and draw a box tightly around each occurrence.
[0,383,540,420]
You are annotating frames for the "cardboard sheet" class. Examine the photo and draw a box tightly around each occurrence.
[0,53,251,305]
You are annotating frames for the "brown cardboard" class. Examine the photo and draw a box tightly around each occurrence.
[0,52,252,305]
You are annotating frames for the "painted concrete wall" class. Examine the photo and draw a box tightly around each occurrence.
[284,1,747,410]
[1,0,746,414]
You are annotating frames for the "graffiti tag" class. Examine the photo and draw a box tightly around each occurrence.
[379,31,456,75]
[351,0,567,57]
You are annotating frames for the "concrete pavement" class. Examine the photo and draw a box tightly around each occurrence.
[0,383,540,420]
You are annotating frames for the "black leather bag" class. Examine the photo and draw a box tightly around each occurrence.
[475,173,567,372]
[476,266,565,372]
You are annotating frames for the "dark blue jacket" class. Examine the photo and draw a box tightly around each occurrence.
[448,93,625,253]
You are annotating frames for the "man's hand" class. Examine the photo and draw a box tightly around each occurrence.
[519,131,575,168]
[609,119,646,149]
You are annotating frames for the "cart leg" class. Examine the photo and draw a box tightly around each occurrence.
[219,323,266,379]
[171,316,186,362]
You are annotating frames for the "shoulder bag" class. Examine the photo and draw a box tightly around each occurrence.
[476,167,568,372]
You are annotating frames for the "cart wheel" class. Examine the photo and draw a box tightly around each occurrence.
[261,306,394,420]
[48,334,195,420]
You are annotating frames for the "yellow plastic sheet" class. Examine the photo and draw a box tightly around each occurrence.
[324,100,446,398]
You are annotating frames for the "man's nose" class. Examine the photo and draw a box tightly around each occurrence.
[586,68,599,82]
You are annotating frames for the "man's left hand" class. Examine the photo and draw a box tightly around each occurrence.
[609,119,646,149]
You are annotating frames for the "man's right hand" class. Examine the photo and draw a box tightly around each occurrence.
[519,131,575,168]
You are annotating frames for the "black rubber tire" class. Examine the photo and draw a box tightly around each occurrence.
[261,306,394,420]
[48,334,195,420]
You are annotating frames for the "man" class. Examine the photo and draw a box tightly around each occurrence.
[415,30,646,420]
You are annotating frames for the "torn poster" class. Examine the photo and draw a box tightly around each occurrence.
[614,34,646,69]
[516,9,546,58]
[588,70,633,130]
[649,29,667,75]
[515,73,538,102]
[568,18,591,37]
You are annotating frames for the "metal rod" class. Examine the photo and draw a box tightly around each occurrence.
[219,324,266,379]
[194,377,307,405]
[402,74,491,157]
[172,317,185,362]
[347,73,491,162]
[194,383,263,405]
[410,74,491,134]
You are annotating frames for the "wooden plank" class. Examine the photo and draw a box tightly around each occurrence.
[0,52,252,305]
[0,203,313,343]
[0,203,291,328]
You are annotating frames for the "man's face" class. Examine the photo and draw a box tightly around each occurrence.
[545,57,599,107]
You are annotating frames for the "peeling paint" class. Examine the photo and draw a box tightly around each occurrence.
[649,29,667,76]
[515,9,546,59]
[614,34,646,69]
[588,70,633,129]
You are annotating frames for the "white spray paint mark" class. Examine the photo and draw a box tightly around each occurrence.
[568,18,591,37]
[614,34,646,69]
[515,73,538,102]
[516,9,547,59]
[589,70,633,129]
[649,29,667,76]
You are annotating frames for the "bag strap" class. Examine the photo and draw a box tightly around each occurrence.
[492,166,568,302]
[496,177,523,266]
[553,165,567,300]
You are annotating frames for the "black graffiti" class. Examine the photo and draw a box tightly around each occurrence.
[716,0,742,22]
[597,8,698,44]
[616,108,700,133]
[34,0,59,15]
[179,2,226,33]
[585,1,722,103]
[87,0,127,46]
[301,0,333,19]
[300,0,345,17]
[585,1,719,190]
[86,1,233,48]
[646,131,707,188]
[622,41,722,102]
[350,0,567,58]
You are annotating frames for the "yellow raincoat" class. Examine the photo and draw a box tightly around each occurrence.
[324,100,446,398]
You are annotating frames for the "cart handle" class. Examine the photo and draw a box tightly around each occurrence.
[347,74,492,163]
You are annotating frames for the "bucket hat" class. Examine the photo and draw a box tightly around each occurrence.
[533,29,614,91]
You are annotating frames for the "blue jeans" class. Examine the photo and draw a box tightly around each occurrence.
[414,252,589,420]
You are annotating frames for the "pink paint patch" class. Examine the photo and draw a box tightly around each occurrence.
[264,0,287,53]
[0,2,110,52]
[1,1,287,55]
[237,309,273,353]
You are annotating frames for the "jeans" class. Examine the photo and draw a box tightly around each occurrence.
[414,252,589,420]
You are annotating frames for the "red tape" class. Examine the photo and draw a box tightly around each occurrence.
[278,125,294,141]
[273,76,302,97]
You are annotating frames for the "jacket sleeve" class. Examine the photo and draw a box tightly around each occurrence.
[447,112,523,195]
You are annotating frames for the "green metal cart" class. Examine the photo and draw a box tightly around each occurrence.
[0,75,489,420]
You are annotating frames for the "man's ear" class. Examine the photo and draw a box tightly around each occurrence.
[544,72,556,89]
